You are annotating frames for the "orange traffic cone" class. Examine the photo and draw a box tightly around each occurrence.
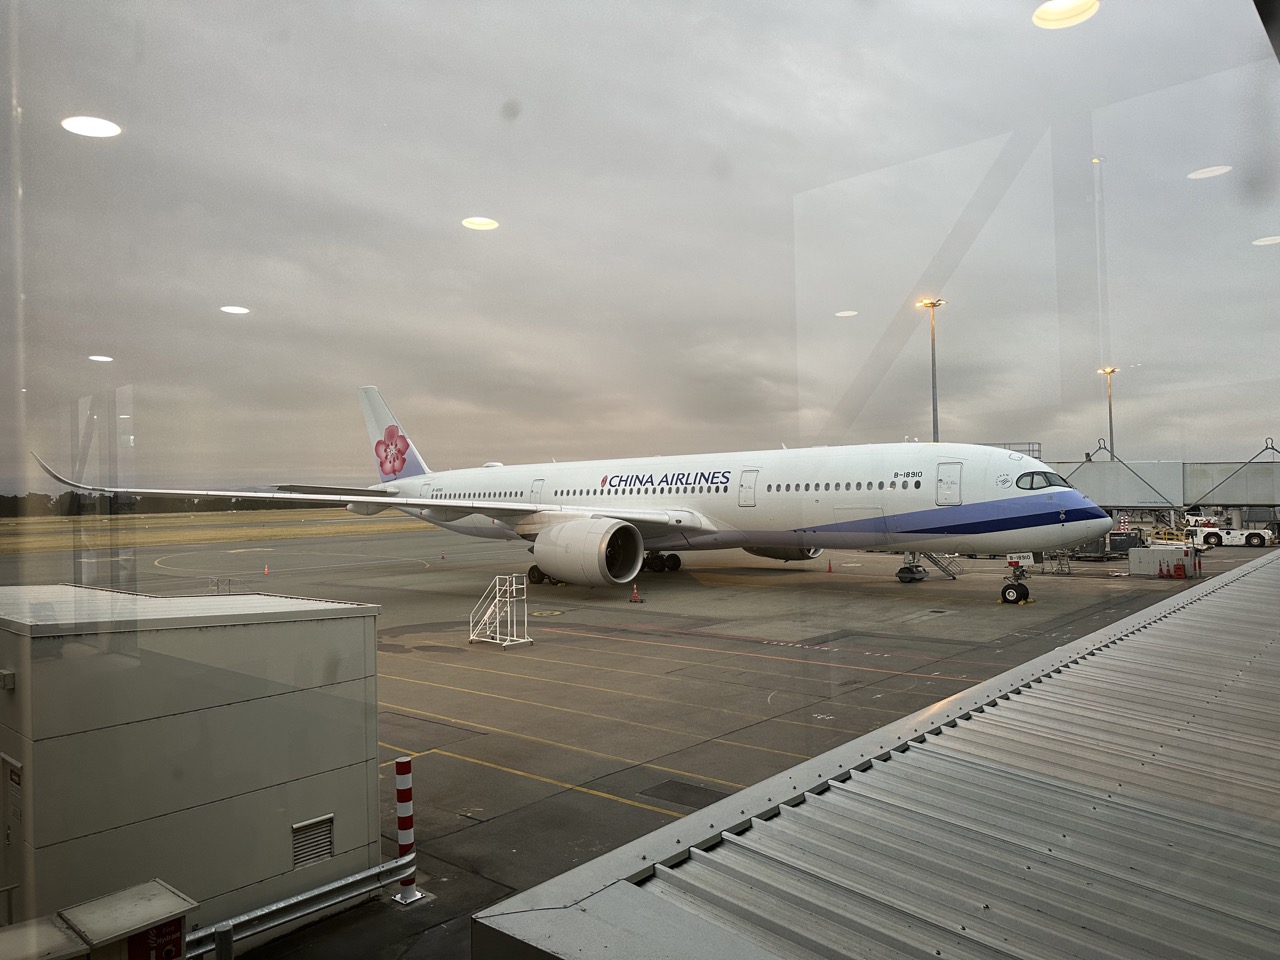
[629,582,644,603]
[827,558,833,573]
[264,564,269,576]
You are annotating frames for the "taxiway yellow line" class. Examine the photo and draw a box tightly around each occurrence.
[544,627,980,684]
[428,748,684,818]
[376,701,748,790]
[382,672,812,760]
[377,654,772,721]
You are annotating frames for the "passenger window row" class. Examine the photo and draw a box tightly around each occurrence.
[765,480,923,493]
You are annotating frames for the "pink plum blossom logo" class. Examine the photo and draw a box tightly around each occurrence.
[376,425,411,478]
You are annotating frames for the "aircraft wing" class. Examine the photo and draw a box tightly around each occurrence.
[31,454,529,516]
[32,454,708,533]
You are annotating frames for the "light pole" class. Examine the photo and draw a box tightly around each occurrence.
[916,298,946,442]
[1098,366,1118,459]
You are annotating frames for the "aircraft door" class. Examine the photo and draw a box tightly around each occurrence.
[936,462,962,505]
[738,469,759,507]
[531,479,544,504]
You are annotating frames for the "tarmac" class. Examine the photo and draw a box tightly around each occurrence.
[1,511,1247,960]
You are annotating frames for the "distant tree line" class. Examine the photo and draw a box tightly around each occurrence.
[0,492,336,518]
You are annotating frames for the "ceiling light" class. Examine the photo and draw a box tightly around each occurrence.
[1186,166,1232,179]
[1032,0,1100,29]
[119,414,131,419]
[220,305,251,314]
[1252,236,1280,246]
[60,116,122,138]
[88,355,113,362]
[834,310,858,317]
[462,217,499,231]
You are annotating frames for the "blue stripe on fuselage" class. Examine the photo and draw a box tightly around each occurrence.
[809,492,1107,537]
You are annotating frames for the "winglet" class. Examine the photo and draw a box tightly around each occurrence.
[32,452,99,492]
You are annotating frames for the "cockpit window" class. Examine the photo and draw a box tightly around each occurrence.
[1016,471,1072,490]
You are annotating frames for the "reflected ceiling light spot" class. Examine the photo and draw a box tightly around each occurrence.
[1032,0,1100,29]
[462,217,499,230]
[88,355,113,362]
[119,414,131,419]
[834,310,858,317]
[220,305,251,314]
[1251,236,1280,246]
[1186,165,1232,179]
[60,116,122,138]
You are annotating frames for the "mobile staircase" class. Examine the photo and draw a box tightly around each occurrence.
[899,551,965,581]
[921,552,965,579]
[469,574,533,648]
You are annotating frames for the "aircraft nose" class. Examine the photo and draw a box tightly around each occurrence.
[1087,511,1114,540]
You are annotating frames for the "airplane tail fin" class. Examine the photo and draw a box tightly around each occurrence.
[358,386,429,483]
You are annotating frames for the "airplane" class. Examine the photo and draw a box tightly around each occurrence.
[35,386,1113,603]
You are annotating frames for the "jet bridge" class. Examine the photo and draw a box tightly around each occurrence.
[1050,451,1280,514]
[475,549,1280,959]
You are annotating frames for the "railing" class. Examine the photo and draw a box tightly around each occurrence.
[920,552,964,579]
[184,852,418,959]
[469,575,533,648]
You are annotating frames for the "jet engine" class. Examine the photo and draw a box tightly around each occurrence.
[742,546,823,562]
[533,517,645,586]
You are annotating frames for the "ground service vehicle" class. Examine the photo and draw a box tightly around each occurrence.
[1184,526,1275,548]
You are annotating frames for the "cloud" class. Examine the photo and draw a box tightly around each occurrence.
[5,0,1279,495]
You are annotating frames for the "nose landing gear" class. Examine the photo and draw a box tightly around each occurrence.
[1000,565,1031,604]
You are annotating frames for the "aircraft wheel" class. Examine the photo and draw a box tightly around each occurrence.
[664,554,682,572]
[1015,582,1030,603]
[896,567,916,583]
[528,564,546,584]
[1001,582,1022,604]
[646,554,666,572]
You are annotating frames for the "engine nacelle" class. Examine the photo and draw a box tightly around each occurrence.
[533,517,645,586]
[742,546,823,563]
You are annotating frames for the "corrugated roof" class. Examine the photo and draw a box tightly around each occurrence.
[0,584,377,636]
[475,550,1280,959]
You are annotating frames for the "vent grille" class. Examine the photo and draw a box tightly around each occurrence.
[292,815,334,868]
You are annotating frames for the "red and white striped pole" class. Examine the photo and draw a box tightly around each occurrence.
[392,756,424,904]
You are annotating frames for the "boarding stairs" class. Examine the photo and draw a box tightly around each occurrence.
[469,574,533,648]
[920,552,964,580]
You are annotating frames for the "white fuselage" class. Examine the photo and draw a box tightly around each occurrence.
[394,442,1112,557]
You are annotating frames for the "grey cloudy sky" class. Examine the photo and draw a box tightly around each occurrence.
[3,0,1278,494]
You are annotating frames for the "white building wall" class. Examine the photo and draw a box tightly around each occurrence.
[0,587,381,926]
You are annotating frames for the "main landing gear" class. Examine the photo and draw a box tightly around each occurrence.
[1000,565,1031,604]
[526,565,562,585]
[896,551,928,583]
[644,551,682,573]
[526,554,681,586]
